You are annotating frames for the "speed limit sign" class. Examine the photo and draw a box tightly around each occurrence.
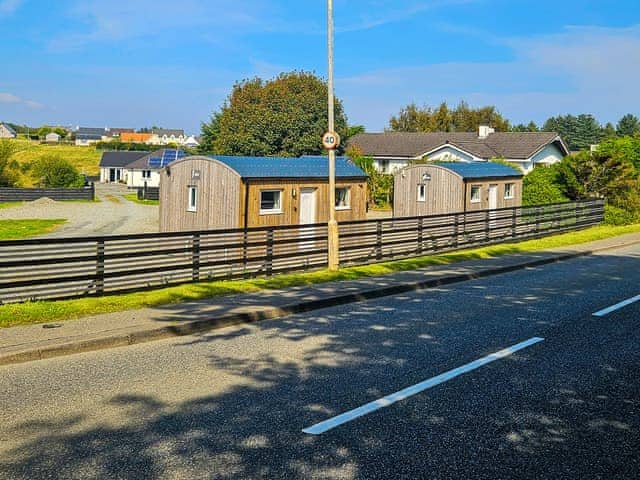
[322,131,340,150]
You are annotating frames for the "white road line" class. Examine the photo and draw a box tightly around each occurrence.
[302,337,545,435]
[593,294,640,317]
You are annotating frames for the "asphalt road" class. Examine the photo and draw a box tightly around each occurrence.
[1,244,639,479]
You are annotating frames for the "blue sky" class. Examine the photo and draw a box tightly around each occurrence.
[1,0,639,134]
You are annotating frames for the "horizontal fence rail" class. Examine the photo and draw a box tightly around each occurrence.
[0,184,95,202]
[0,199,604,303]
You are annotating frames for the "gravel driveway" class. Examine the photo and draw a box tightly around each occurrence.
[0,183,159,238]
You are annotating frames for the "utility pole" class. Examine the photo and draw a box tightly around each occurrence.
[326,0,340,271]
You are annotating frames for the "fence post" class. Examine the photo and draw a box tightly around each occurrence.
[143,181,148,201]
[485,210,490,241]
[535,207,541,234]
[453,214,459,248]
[192,233,200,281]
[511,207,517,238]
[376,220,383,261]
[90,182,95,201]
[266,228,274,276]
[417,217,423,254]
[96,239,105,295]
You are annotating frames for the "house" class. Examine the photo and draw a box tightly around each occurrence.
[0,123,17,138]
[183,135,200,148]
[348,127,569,174]
[159,155,368,232]
[125,149,186,188]
[393,162,523,217]
[120,132,152,143]
[149,129,186,145]
[74,127,108,146]
[99,151,148,183]
[45,132,60,143]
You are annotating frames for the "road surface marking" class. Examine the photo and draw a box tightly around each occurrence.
[302,337,545,435]
[593,294,640,317]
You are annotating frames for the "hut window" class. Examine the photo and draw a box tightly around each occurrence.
[504,183,515,199]
[142,170,151,179]
[470,185,481,203]
[335,187,350,209]
[187,185,197,212]
[417,184,427,202]
[260,190,282,214]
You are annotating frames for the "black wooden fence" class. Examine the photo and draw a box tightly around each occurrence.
[136,184,159,201]
[0,184,95,202]
[0,199,604,303]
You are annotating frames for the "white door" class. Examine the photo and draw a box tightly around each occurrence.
[299,188,316,249]
[488,184,498,231]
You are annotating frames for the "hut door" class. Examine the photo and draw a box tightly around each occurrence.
[299,188,317,249]
[488,184,498,230]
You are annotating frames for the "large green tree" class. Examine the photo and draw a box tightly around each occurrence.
[200,72,349,157]
[0,139,20,186]
[388,100,510,133]
[32,155,84,188]
[542,114,605,151]
[616,114,640,137]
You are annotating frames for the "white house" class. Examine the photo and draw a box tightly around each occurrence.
[0,123,17,138]
[99,151,149,183]
[148,129,186,145]
[45,132,60,143]
[183,135,200,148]
[347,127,570,174]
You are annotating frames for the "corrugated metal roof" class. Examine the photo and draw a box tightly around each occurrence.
[209,155,367,179]
[434,162,523,179]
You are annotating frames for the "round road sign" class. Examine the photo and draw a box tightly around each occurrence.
[322,131,341,150]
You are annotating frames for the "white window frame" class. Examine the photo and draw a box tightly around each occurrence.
[504,183,515,199]
[335,187,351,210]
[187,185,197,212]
[417,184,426,202]
[260,190,282,214]
[470,185,481,203]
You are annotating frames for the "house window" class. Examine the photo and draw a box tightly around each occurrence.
[260,190,282,214]
[142,170,151,179]
[470,185,481,203]
[504,183,515,199]
[187,186,197,212]
[417,184,426,202]
[380,160,389,173]
[335,187,351,209]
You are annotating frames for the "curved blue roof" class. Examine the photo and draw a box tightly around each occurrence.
[433,162,523,179]
[209,155,367,179]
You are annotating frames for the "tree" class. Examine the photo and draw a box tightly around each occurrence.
[0,139,20,186]
[37,125,53,139]
[32,155,84,188]
[346,124,365,138]
[542,114,604,151]
[201,71,348,157]
[522,165,569,206]
[596,136,640,171]
[345,144,392,207]
[616,114,640,137]
[510,121,539,132]
[388,100,510,133]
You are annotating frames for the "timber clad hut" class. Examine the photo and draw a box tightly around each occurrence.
[393,162,523,218]
[159,155,368,232]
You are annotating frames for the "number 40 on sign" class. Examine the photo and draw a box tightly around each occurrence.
[322,131,341,150]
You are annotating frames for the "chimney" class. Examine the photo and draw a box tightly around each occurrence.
[478,125,495,139]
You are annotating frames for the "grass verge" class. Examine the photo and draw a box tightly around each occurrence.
[1,223,639,328]
[0,219,66,241]
[123,193,159,205]
[0,202,24,210]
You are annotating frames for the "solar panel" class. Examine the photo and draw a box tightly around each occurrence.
[147,149,186,168]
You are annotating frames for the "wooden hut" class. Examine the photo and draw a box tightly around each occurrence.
[393,162,523,217]
[159,155,368,232]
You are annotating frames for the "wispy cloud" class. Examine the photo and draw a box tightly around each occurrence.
[0,92,44,109]
[0,0,22,16]
[336,0,480,33]
[338,24,640,129]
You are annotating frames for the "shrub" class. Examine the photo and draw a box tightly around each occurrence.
[604,205,639,226]
[32,154,84,188]
[522,166,568,205]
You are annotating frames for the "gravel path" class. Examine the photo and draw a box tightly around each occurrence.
[0,183,159,238]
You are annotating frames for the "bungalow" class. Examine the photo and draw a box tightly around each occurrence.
[75,127,108,146]
[393,162,523,217]
[125,149,186,188]
[159,155,368,232]
[348,126,569,174]
[0,123,17,139]
[149,129,186,146]
[99,151,148,183]
[45,132,60,143]
[120,132,153,144]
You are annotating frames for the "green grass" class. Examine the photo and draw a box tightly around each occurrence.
[9,138,101,187]
[123,193,159,205]
[1,223,639,328]
[0,219,66,241]
[0,202,24,209]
